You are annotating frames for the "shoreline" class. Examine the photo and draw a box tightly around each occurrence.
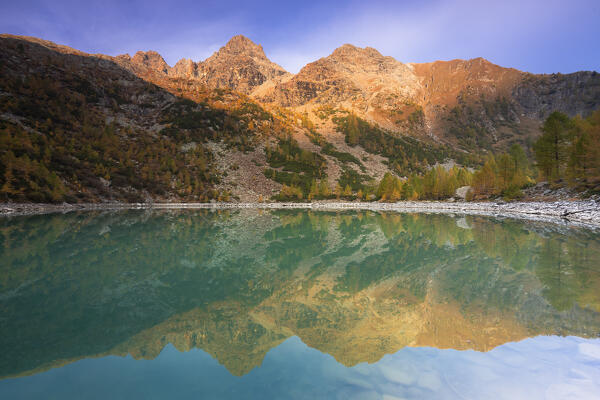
[2,200,600,228]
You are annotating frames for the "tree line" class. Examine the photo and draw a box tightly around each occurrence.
[275,109,600,202]
[533,110,600,192]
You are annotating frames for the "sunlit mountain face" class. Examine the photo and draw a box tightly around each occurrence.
[0,210,599,398]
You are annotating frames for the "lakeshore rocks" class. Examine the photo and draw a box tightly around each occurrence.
[1,201,599,228]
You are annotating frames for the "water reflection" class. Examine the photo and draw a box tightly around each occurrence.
[0,210,599,379]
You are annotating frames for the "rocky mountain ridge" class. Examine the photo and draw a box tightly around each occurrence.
[4,33,598,144]
[117,35,290,95]
[118,35,600,149]
[1,33,599,203]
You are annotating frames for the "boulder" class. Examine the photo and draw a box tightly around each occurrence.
[455,186,471,200]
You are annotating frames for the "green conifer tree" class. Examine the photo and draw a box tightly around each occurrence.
[534,112,572,182]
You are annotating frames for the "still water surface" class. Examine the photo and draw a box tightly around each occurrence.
[0,210,599,399]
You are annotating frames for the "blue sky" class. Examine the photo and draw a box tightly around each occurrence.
[1,0,599,73]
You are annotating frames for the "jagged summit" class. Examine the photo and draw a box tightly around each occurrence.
[111,34,290,94]
[167,57,194,78]
[253,41,422,113]
[196,35,289,94]
[411,56,507,71]
[324,43,402,74]
[330,43,384,59]
[203,34,286,73]
[131,50,170,74]
[218,34,267,58]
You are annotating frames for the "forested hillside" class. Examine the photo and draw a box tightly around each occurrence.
[1,34,599,203]
[0,36,282,202]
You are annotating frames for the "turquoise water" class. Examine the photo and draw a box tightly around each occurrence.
[0,210,599,399]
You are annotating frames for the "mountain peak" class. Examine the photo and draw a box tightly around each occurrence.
[337,43,359,50]
[169,58,197,78]
[194,35,288,94]
[329,44,385,63]
[220,35,266,58]
[131,50,170,74]
[226,34,256,45]
[132,50,165,62]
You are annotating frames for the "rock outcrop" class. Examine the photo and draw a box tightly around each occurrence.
[254,44,423,128]
[194,35,290,94]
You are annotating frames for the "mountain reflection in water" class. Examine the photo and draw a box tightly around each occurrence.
[0,209,599,383]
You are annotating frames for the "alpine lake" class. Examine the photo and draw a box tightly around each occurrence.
[0,209,599,399]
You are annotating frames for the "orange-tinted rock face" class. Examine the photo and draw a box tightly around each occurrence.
[7,32,597,149]
[149,35,291,94]
[131,50,170,75]
[410,57,524,107]
[116,35,290,95]
[194,35,290,94]
[255,44,421,108]
[169,58,197,79]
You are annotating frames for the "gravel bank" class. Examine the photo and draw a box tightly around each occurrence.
[1,201,600,228]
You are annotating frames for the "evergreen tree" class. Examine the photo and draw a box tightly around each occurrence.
[471,156,498,198]
[343,184,352,197]
[509,143,529,176]
[377,172,403,201]
[346,114,360,146]
[308,179,318,200]
[334,183,343,199]
[319,179,331,198]
[496,153,516,192]
[534,112,572,182]
[567,112,600,188]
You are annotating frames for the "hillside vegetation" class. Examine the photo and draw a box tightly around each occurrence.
[1,34,599,203]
